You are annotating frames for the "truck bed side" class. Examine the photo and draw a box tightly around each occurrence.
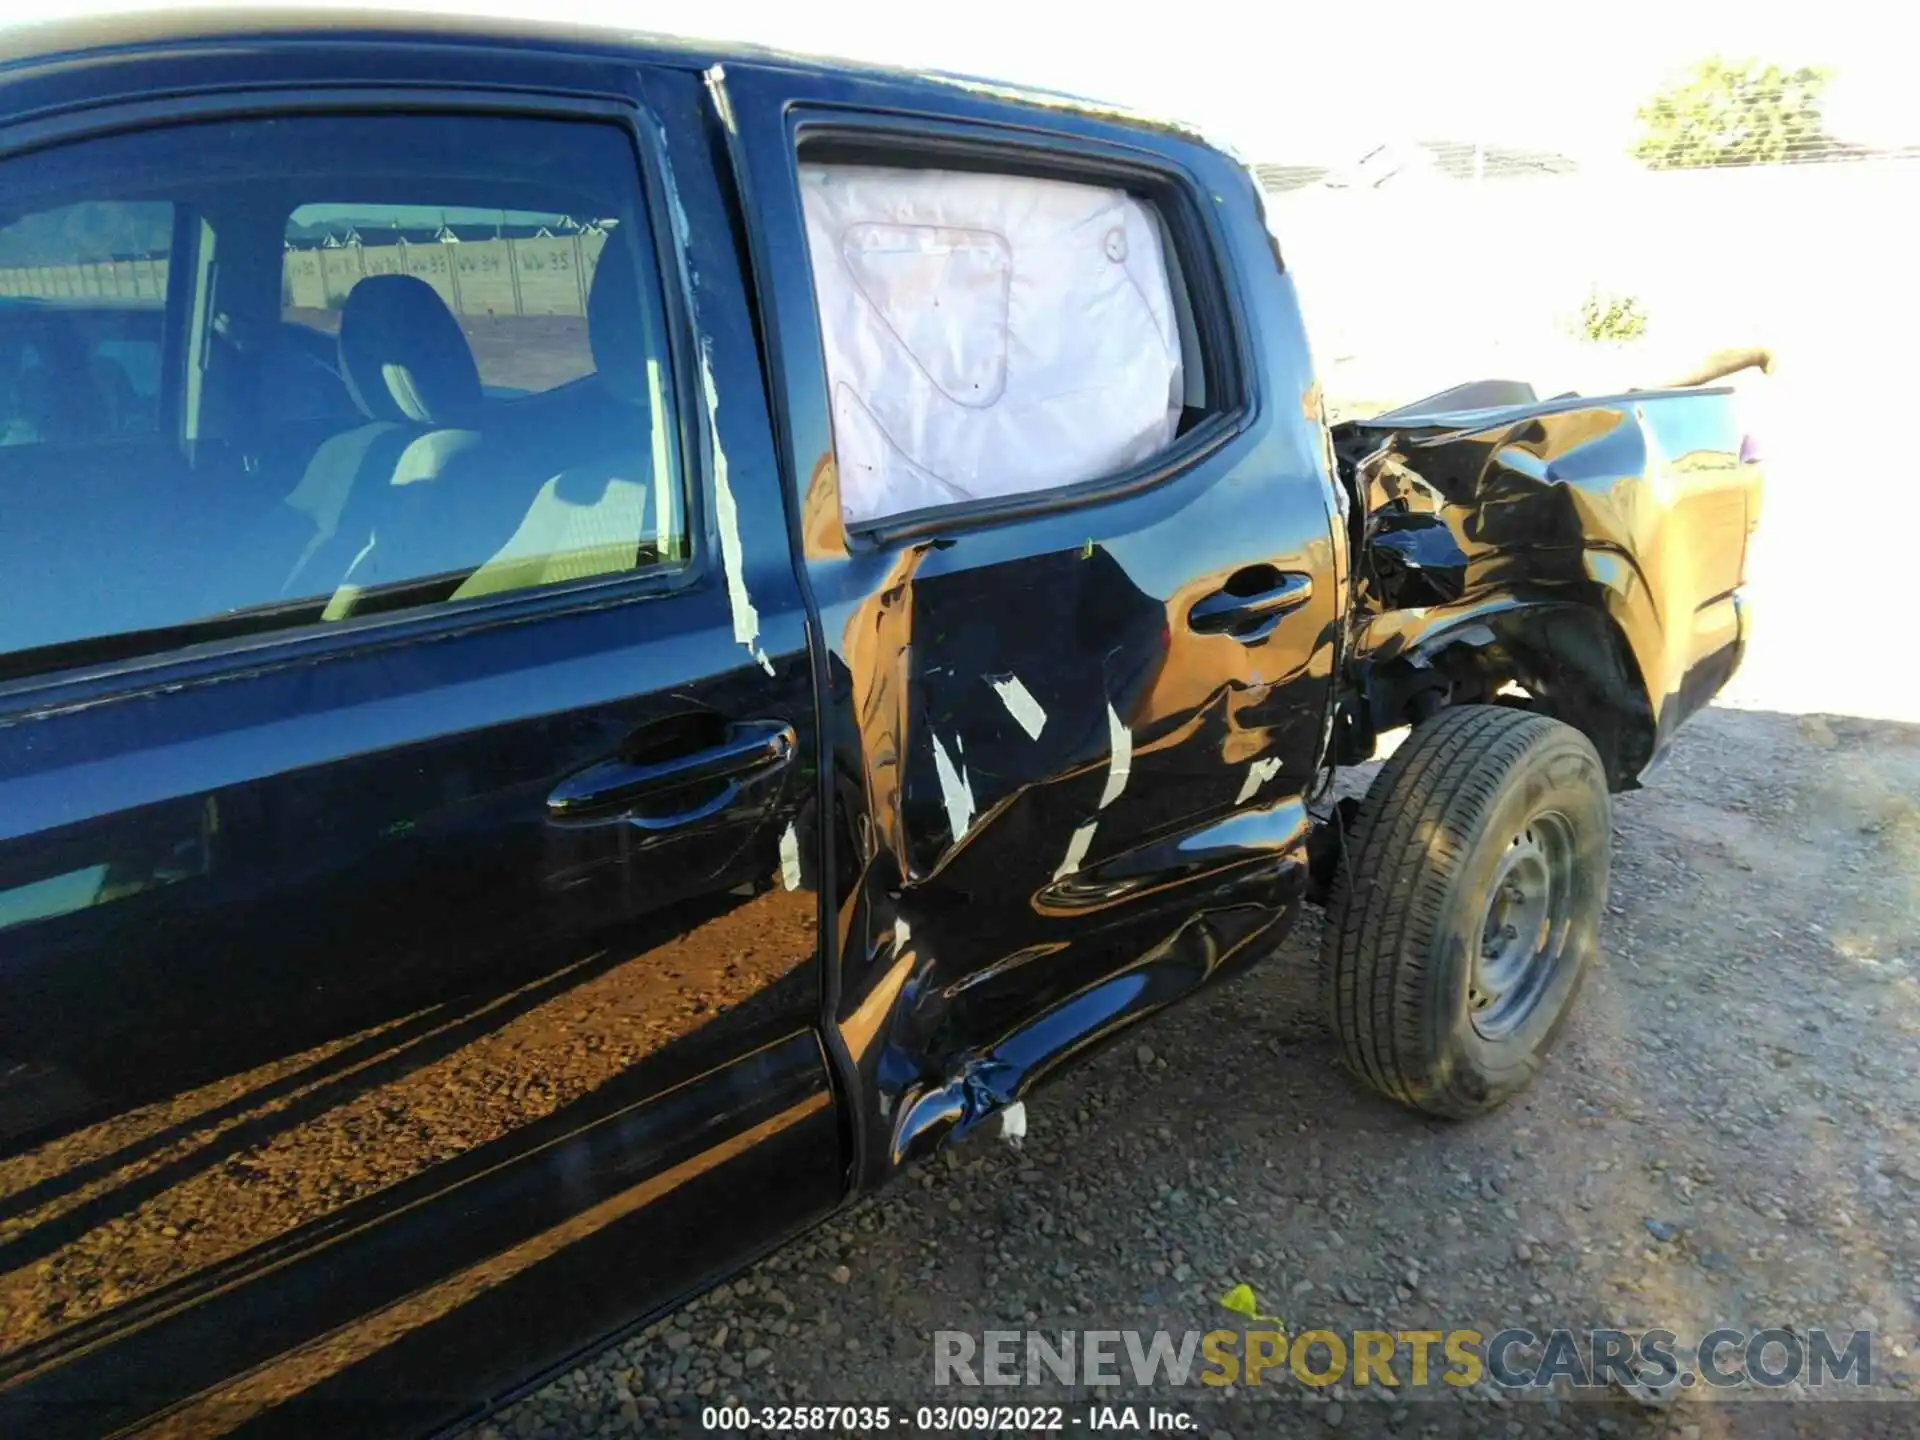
[1331,385,1762,786]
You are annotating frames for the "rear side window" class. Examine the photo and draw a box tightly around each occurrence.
[797,161,1216,526]
[0,114,684,679]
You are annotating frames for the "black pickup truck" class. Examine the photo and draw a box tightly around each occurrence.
[0,12,1760,1437]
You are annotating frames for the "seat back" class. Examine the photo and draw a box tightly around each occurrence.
[259,275,486,607]
[337,240,662,612]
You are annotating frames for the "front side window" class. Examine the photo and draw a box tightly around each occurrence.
[798,161,1203,526]
[0,200,171,446]
[282,203,610,397]
[0,114,682,676]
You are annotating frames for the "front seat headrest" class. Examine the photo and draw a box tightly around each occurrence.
[587,236,650,405]
[338,274,482,426]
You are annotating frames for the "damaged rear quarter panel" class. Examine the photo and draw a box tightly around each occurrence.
[1339,387,1759,783]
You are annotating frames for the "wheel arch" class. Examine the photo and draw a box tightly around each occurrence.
[1346,597,1657,791]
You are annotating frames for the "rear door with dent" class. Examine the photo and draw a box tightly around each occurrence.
[715,63,1344,1183]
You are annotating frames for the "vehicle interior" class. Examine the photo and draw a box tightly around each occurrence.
[0,113,677,676]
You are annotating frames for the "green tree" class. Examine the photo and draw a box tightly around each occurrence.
[1631,58,1833,168]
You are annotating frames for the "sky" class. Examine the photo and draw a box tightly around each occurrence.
[4,0,1915,164]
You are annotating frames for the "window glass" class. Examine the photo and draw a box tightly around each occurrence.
[282,205,611,396]
[799,163,1188,525]
[0,201,171,445]
[0,116,682,675]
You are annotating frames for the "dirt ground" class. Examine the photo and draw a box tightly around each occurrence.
[472,702,1918,1439]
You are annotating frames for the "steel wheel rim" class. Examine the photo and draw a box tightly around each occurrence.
[1469,810,1577,1040]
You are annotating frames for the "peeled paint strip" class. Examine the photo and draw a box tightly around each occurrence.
[1052,820,1098,881]
[1236,756,1282,805]
[997,1099,1027,1148]
[702,63,736,133]
[931,732,976,843]
[1099,704,1132,810]
[989,674,1048,740]
[699,343,774,677]
[777,823,802,891]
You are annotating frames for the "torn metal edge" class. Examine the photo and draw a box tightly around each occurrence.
[657,123,771,679]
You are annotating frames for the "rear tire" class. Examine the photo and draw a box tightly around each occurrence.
[1321,705,1611,1118]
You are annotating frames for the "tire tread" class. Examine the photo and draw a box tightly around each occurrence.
[1321,705,1595,1114]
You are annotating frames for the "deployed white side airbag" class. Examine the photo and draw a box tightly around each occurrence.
[799,164,1184,525]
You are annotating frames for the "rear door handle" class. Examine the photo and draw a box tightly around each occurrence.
[1187,569,1314,641]
[547,719,795,829]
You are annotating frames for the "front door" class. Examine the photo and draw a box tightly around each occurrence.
[0,50,835,1439]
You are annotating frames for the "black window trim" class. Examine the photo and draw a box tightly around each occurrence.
[785,107,1261,548]
[0,81,715,714]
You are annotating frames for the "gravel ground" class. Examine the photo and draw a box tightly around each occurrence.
[475,706,1919,1438]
